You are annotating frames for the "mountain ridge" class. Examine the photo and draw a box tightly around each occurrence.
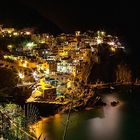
[0,0,62,34]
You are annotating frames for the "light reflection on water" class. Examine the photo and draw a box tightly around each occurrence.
[30,117,50,139]
[30,94,124,140]
[88,94,123,140]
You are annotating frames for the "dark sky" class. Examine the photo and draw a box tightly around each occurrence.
[1,0,138,33]
[19,0,138,48]
[18,0,138,32]
[0,0,139,58]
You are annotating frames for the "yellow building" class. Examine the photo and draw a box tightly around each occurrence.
[18,59,37,69]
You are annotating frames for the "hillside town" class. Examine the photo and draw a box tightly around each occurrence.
[0,25,126,107]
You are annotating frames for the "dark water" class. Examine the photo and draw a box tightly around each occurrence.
[31,91,140,140]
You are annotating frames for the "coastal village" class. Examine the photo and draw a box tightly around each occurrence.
[0,1,139,139]
[1,25,139,140]
[0,25,126,111]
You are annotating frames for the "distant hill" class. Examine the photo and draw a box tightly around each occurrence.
[0,0,62,34]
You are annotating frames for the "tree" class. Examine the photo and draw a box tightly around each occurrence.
[0,103,26,139]
[0,103,39,140]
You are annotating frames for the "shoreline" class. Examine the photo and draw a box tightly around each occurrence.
[1,84,140,117]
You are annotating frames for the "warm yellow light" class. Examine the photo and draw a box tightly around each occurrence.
[40,40,45,44]
[7,30,12,34]
[26,42,37,48]
[24,60,28,64]
[18,72,25,79]
[29,117,49,139]
[96,38,103,44]
[13,32,18,36]
[101,31,105,36]
[32,71,37,77]
[7,45,13,49]
[20,60,28,67]
[97,31,100,36]
[26,97,35,102]
[4,55,17,60]
[40,79,46,89]
[59,51,68,56]
[54,114,61,118]
[108,41,115,46]
[44,69,49,75]
[23,63,27,67]
[25,31,31,35]
[4,55,8,59]
[75,31,80,36]
[110,47,116,52]
[67,80,72,88]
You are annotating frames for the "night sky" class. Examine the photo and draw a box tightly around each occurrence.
[0,0,139,60]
